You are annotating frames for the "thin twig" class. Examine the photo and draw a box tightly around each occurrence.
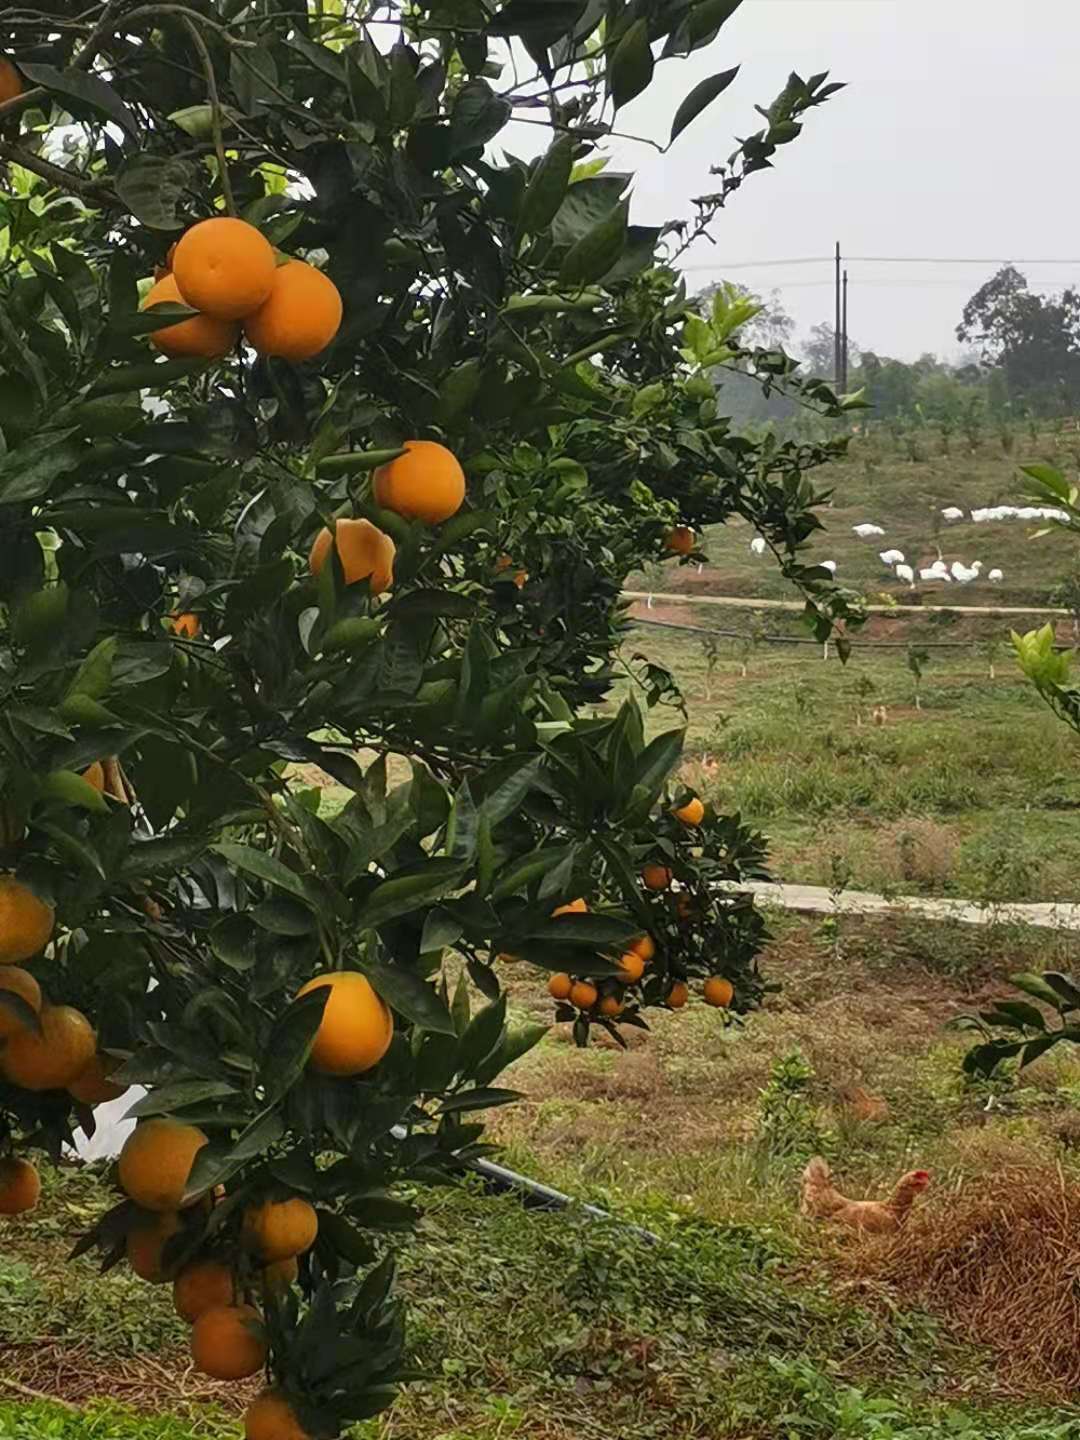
[0,139,117,206]
[182,14,236,217]
[0,1376,78,1411]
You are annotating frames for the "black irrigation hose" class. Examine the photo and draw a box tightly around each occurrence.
[465,1156,658,1243]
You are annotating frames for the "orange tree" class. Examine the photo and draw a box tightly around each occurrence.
[0,1,863,1431]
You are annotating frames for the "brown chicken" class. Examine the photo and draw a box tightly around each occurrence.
[800,1157,930,1234]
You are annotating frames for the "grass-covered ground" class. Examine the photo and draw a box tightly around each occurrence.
[641,422,1080,611]
[613,617,1080,905]
[7,915,1080,1439]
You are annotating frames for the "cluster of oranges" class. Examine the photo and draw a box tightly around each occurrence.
[0,876,123,1213]
[308,439,466,598]
[111,970,391,1432]
[116,1119,310,1435]
[547,923,657,1020]
[542,793,734,1018]
[144,216,342,364]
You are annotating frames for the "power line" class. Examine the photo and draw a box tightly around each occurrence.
[682,255,1080,272]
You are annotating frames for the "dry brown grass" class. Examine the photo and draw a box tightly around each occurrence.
[840,1166,1080,1397]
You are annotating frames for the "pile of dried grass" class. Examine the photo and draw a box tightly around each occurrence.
[840,1166,1080,1396]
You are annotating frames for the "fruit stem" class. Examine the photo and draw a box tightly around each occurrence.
[183,16,236,218]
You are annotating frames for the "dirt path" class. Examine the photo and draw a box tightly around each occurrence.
[744,879,1080,931]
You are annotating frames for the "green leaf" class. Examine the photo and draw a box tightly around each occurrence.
[486,0,586,42]
[1009,972,1069,1010]
[439,1087,522,1113]
[457,995,506,1077]
[609,19,654,110]
[450,79,511,154]
[21,62,139,139]
[263,988,330,1099]
[361,958,456,1035]
[115,154,195,230]
[214,842,311,901]
[388,41,420,128]
[251,897,317,936]
[0,433,80,506]
[355,860,468,929]
[520,135,574,235]
[41,769,109,814]
[420,907,463,953]
[669,66,740,145]
[65,636,117,703]
[558,199,628,287]
[117,301,199,337]
[184,1108,285,1200]
[126,1079,239,1118]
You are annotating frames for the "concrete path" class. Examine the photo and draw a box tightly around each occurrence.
[742,880,1080,932]
[623,589,1068,619]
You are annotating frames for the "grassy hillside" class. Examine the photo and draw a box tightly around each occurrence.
[640,424,1080,612]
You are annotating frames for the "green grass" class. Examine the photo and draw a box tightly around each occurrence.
[641,423,1080,610]
[8,915,1080,1438]
[612,619,1080,904]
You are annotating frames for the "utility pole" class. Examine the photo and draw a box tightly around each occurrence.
[833,241,842,386]
[841,267,849,392]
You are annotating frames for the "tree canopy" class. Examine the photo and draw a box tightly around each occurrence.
[0,1,861,1430]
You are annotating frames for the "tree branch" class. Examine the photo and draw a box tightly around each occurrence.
[181,14,235,216]
[0,139,118,206]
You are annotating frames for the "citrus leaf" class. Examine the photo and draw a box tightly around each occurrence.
[669,66,740,145]
[214,842,310,901]
[21,62,139,139]
[41,769,109,813]
[558,199,628,287]
[609,19,653,110]
[114,154,195,230]
[360,958,456,1035]
[520,134,574,236]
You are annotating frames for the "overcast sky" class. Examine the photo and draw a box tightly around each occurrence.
[511,0,1080,364]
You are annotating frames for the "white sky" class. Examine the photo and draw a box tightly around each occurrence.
[505,0,1080,362]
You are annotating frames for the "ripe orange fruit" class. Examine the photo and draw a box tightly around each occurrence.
[172,217,276,320]
[373,440,466,525]
[295,970,393,1077]
[615,951,645,984]
[0,1157,40,1215]
[191,1304,267,1380]
[82,761,106,793]
[512,569,528,589]
[641,864,672,892]
[142,273,239,360]
[673,796,705,826]
[309,518,395,595]
[3,1005,95,1090]
[118,1118,209,1212]
[547,972,573,1001]
[552,897,587,917]
[126,1211,183,1282]
[243,259,342,361]
[170,611,201,639]
[69,1052,128,1107]
[245,1389,309,1440]
[174,1259,236,1322]
[664,526,695,555]
[628,934,655,962]
[0,57,24,105]
[260,1255,298,1298]
[703,976,734,1008]
[598,995,623,1019]
[494,553,513,572]
[568,980,597,1010]
[243,1196,318,1263]
[667,980,689,1009]
[0,876,54,963]
[0,967,41,1039]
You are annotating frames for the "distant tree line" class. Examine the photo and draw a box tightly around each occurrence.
[703,266,1080,428]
